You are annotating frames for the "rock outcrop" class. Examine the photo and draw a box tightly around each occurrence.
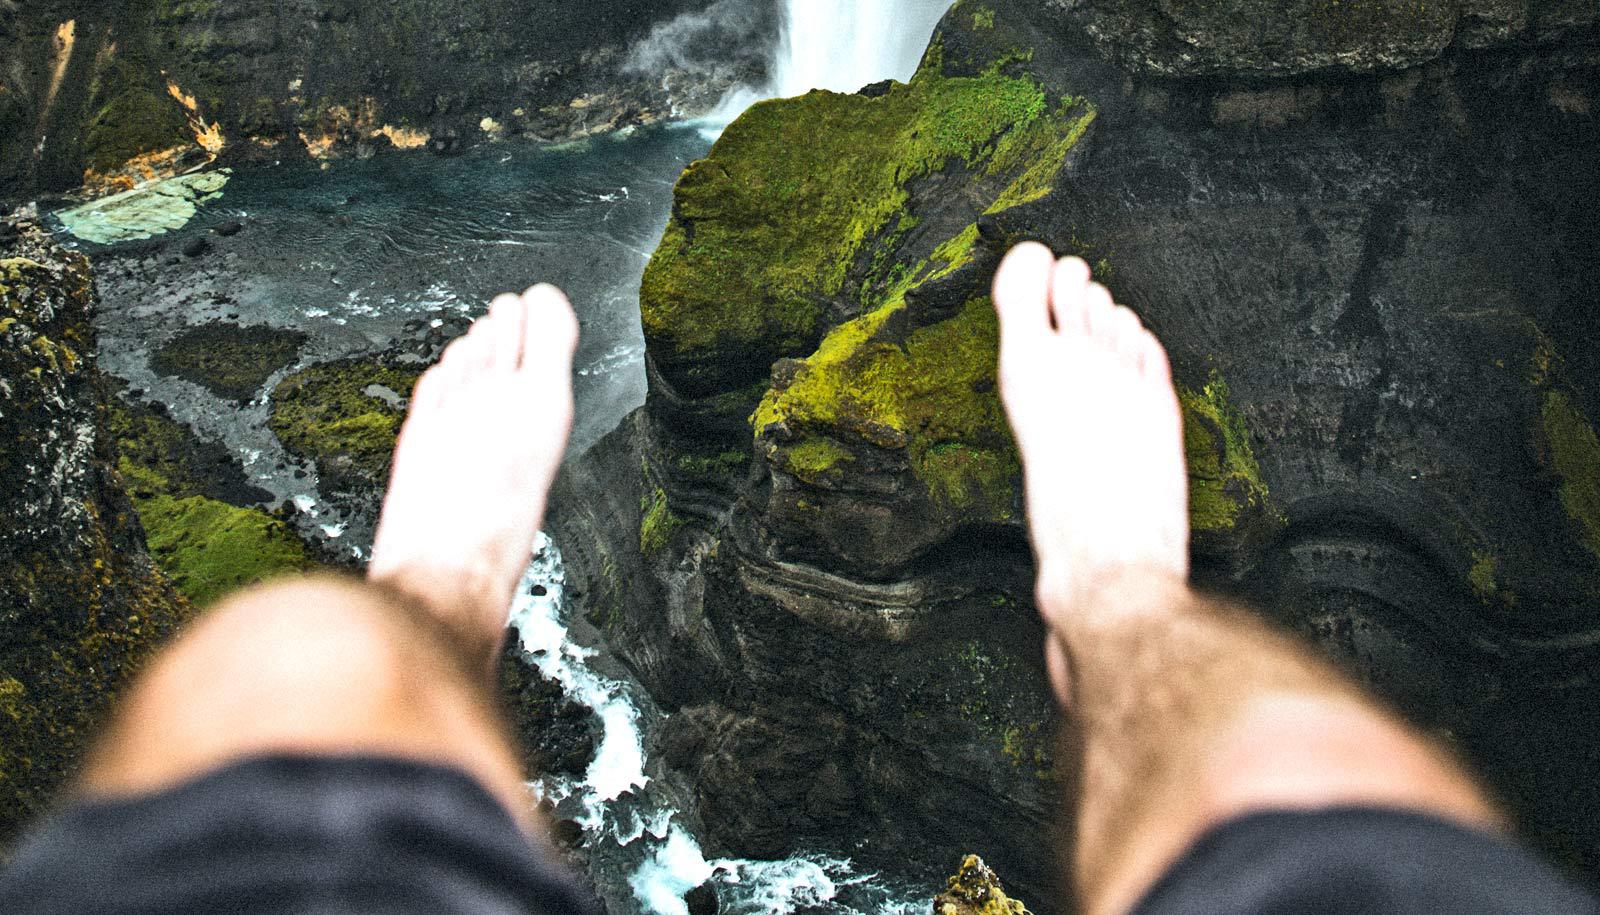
[0,222,192,844]
[934,855,1033,915]
[0,0,773,204]
[553,0,1600,904]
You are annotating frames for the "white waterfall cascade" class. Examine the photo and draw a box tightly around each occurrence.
[509,535,925,914]
[698,0,956,136]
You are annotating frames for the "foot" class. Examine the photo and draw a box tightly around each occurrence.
[992,243,1190,635]
[368,284,579,664]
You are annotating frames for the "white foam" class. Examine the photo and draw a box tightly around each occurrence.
[631,824,717,915]
[505,534,922,914]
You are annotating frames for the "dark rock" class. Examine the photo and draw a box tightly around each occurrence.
[684,882,719,915]
[150,323,308,404]
[0,222,191,846]
[181,236,209,258]
[551,818,585,850]
[858,79,894,98]
[557,0,1600,905]
[213,219,244,237]
[499,629,597,781]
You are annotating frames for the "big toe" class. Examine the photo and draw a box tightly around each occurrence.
[519,284,579,375]
[993,242,1057,348]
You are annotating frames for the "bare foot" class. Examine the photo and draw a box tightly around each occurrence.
[991,243,1189,644]
[368,284,578,666]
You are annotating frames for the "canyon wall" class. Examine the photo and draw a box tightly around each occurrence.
[0,0,771,204]
[0,223,193,844]
[553,0,1600,905]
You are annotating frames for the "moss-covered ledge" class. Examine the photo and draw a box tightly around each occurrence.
[111,396,319,607]
[268,358,424,496]
[640,14,1097,412]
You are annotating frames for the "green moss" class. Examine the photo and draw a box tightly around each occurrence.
[640,59,1084,391]
[936,854,1033,915]
[1179,373,1273,531]
[780,437,856,484]
[757,296,1018,519]
[675,449,750,477]
[269,359,422,493]
[83,55,192,173]
[1466,549,1515,607]
[137,494,314,607]
[639,487,685,557]
[972,7,997,29]
[110,396,318,607]
[985,101,1098,213]
[150,324,307,403]
[1541,391,1600,564]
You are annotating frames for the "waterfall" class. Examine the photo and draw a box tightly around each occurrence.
[699,0,955,135]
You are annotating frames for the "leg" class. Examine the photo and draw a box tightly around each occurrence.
[80,284,580,827]
[991,245,1500,915]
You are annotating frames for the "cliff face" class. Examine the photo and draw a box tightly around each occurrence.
[0,0,770,203]
[0,222,192,844]
[553,0,1600,902]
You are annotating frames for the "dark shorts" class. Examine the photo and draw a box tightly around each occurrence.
[1,756,1594,915]
[0,755,601,915]
[1132,807,1597,915]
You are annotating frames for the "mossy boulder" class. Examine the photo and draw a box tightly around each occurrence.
[150,323,308,404]
[268,358,423,495]
[639,10,1100,570]
[0,224,191,846]
[641,25,1096,412]
[934,855,1033,915]
[111,394,319,608]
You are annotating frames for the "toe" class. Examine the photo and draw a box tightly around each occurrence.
[487,293,528,370]
[434,335,475,392]
[1080,283,1116,342]
[1050,256,1093,333]
[1110,306,1145,364]
[411,364,447,411]
[992,242,1056,349]
[465,314,500,372]
[1137,329,1172,384]
[521,284,579,370]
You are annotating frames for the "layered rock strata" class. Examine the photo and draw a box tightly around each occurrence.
[553,0,1600,905]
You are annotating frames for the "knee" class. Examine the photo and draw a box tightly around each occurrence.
[133,574,419,724]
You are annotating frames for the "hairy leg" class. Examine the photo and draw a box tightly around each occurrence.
[81,285,580,825]
[992,244,1500,915]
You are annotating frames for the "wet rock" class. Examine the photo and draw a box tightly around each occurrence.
[213,219,244,237]
[551,818,586,850]
[499,636,598,781]
[428,129,465,157]
[181,236,210,258]
[150,323,308,404]
[267,357,424,496]
[684,882,719,915]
